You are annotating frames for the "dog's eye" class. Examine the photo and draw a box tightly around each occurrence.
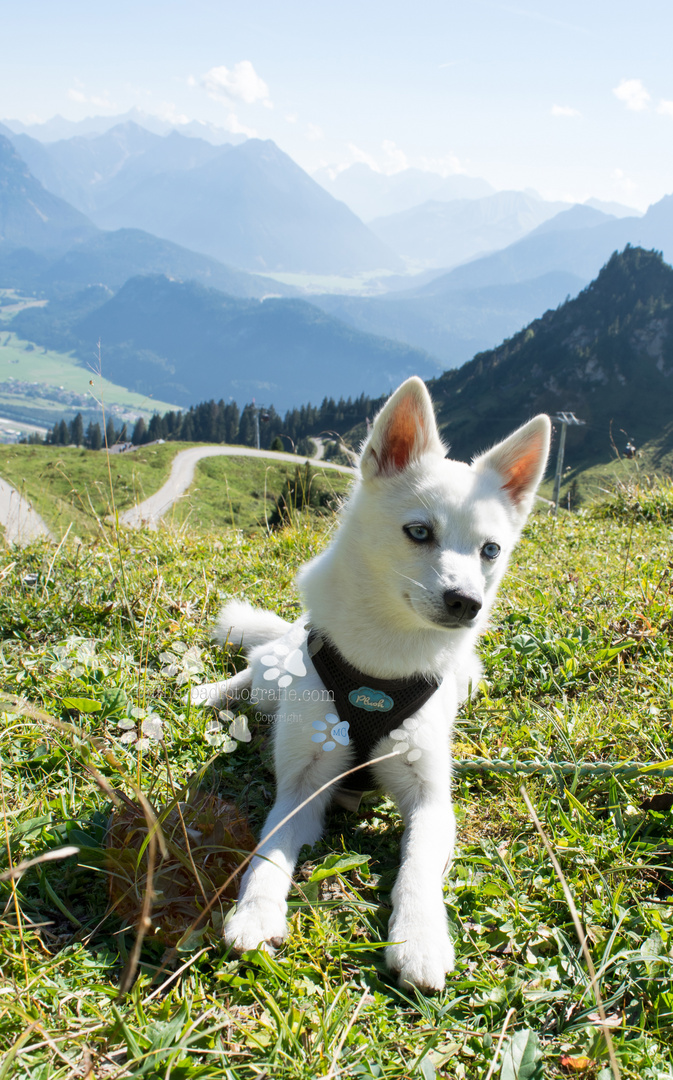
[481,542,501,560]
[404,524,432,543]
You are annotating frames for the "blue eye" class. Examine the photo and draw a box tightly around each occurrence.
[481,542,501,560]
[404,524,432,543]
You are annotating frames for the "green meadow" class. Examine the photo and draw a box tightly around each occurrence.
[0,291,179,426]
[2,468,673,1076]
[0,442,353,538]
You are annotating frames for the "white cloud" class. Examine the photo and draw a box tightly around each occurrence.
[551,104,580,117]
[152,101,190,126]
[658,100,673,117]
[381,139,408,173]
[67,84,117,111]
[613,78,650,112]
[612,167,637,194]
[90,92,117,111]
[347,143,381,172]
[202,61,270,106]
[417,153,466,177]
[285,112,298,124]
[340,143,465,178]
[306,122,324,141]
[223,113,258,137]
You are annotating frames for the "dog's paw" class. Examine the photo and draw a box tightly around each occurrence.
[224,900,288,955]
[385,919,455,992]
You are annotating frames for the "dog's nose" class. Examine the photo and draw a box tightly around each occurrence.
[443,589,482,622]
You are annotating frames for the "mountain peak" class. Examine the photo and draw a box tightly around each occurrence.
[0,135,95,251]
[431,246,673,465]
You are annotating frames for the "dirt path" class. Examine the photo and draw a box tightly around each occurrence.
[118,445,355,530]
[0,477,53,547]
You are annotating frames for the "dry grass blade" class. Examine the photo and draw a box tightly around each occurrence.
[0,755,28,985]
[117,792,160,997]
[521,785,621,1080]
[323,988,369,1080]
[483,1006,516,1080]
[0,846,81,881]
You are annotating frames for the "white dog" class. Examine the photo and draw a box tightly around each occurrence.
[192,377,550,991]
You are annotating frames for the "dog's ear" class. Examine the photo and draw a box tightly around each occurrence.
[472,415,551,512]
[360,377,445,480]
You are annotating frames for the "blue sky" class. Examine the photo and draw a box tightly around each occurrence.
[2,0,672,209]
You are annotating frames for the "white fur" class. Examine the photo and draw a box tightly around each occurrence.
[193,377,550,991]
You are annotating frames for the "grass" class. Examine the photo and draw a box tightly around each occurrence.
[0,443,353,538]
[2,493,673,1077]
[0,321,179,427]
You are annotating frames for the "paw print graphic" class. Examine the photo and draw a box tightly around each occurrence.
[389,717,423,763]
[311,714,350,752]
[204,710,252,752]
[259,642,307,688]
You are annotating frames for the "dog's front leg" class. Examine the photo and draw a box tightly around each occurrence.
[379,751,456,992]
[224,782,331,954]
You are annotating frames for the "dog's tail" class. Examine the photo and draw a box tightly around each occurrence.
[213,600,291,653]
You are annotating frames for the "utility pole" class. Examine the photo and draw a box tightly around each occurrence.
[252,398,260,450]
[552,412,585,515]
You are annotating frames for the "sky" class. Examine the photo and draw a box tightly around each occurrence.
[2,0,672,211]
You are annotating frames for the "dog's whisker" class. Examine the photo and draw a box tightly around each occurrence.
[392,569,428,590]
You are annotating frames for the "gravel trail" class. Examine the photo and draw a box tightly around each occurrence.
[0,477,53,547]
[118,445,354,530]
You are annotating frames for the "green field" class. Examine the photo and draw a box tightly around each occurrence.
[2,488,673,1076]
[0,443,354,538]
[0,289,180,428]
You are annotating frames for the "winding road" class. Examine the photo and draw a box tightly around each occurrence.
[117,446,355,530]
[0,476,53,546]
[0,445,354,546]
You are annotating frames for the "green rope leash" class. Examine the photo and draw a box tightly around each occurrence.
[453,757,673,779]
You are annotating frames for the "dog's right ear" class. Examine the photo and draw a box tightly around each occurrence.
[360,377,445,481]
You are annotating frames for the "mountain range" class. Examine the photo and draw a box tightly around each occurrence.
[367,190,578,269]
[0,110,245,146]
[0,124,402,274]
[3,115,673,444]
[0,135,95,253]
[10,274,437,410]
[310,196,673,365]
[313,163,496,221]
[428,246,673,470]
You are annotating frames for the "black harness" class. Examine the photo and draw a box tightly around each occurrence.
[307,628,440,807]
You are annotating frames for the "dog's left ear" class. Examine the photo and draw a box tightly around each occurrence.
[361,377,445,480]
[472,415,551,513]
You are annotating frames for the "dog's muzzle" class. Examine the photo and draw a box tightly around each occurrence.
[442,589,482,625]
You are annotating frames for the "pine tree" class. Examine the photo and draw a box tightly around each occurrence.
[132,416,147,445]
[69,413,84,446]
[238,404,257,446]
[86,421,102,450]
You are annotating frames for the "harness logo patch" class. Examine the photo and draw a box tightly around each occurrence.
[348,687,394,712]
[312,715,349,751]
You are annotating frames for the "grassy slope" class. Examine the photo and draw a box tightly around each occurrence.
[0,289,179,425]
[0,442,353,538]
[1,497,673,1077]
